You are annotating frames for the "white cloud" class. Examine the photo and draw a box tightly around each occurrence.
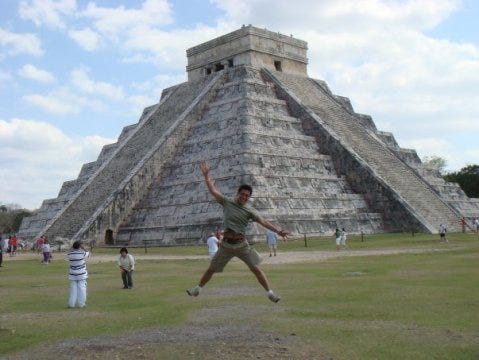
[19,0,77,29]
[0,118,114,209]
[210,0,460,32]
[0,71,13,87]
[23,93,75,114]
[70,68,124,100]
[81,0,173,37]
[128,95,156,115]
[67,1,224,69]
[23,88,106,114]
[18,64,55,83]
[131,73,186,93]
[0,28,43,58]
[68,27,101,51]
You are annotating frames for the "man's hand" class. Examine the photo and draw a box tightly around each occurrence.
[200,161,222,201]
[200,161,210,178]
[277,229,290,238]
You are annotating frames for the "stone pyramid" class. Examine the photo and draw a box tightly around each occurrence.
[19,25,479,245]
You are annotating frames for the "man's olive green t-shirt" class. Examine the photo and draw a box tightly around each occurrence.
[218,195,259,234]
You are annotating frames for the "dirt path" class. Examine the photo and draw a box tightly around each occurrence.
[6,246,443,265]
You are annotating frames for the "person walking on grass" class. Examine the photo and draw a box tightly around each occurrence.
[67,241,90,308]
[206,233,220,260]
[340,228,347,249]
[439,223,448,243]
[118,247,135,289]
[266,229,278,257]
[335,228,341,250]
[41,238,51,264]
[9,235,17,257]
[187,161,289,303]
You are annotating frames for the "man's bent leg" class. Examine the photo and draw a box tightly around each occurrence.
[250,265,270,291]
[250,265,281,303]
[199,268,215,287]
[187,268,215,296]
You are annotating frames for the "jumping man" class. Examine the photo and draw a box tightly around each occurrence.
[187,161,290,303]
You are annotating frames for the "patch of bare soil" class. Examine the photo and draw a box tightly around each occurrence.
[4,246,445,265]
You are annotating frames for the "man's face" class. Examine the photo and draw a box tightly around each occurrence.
[236,189,251,205]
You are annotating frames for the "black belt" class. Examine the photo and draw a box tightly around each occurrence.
[223,237,244,244]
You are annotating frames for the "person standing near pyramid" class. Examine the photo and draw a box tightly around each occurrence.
[187,161,289,303]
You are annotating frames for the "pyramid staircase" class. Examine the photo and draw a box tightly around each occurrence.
[21,72,225,242]
[116,66,384,244]
[265,70,461,232]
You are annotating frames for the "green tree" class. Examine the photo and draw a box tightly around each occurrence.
[0,204,33,234]
[444,165,479,198]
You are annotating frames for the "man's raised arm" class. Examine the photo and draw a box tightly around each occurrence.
[200,161,222,202]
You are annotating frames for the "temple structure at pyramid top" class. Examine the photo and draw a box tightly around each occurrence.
[186,25,308,80]
[19,25,479,246]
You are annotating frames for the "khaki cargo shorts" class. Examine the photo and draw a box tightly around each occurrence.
[209,241,262,272]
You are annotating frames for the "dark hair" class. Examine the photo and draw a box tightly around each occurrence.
[237,184,253,195]
[72,241,81,249]
[120,247,128,253]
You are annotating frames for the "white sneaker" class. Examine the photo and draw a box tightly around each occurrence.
[268,292,281,303]
[186,286,200,297]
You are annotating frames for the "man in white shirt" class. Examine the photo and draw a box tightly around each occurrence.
[206,233,219,260]
[118,247,135,289]
[67,241,90,308]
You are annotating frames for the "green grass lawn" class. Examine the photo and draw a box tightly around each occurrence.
[1,232,478,359]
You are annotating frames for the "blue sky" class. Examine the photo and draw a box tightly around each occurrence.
[1,0,478,209]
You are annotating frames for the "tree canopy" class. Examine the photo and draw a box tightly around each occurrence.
[444,165,479,198]
[0,204,34,235]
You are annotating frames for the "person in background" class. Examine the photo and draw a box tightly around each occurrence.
[460,217,466,233]
[35,235,45,253]
[474,218,479,233]
[340,228,347,249]
[42,238,51,264]
[439,223,448,243]
[118,247,135,289]
[266,229,278,257]
[67,241,90,308]
[334,228,341,250]
[206,233,220,260]
[9,234,17,257]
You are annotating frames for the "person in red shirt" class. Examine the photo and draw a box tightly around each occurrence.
[9,234,18,256]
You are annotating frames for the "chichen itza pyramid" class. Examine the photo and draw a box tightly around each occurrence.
[19,25,479,245]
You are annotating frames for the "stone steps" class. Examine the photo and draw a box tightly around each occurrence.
[269,71,460,231]
[118,66,385,244]
[39,75,217,239]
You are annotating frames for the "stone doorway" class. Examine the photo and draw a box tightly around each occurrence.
[105,229,114,245]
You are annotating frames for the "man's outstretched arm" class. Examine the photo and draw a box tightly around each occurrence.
[200,161,222,202]
[256,217,290,238]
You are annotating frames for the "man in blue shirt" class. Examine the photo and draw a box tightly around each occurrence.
[266,229,278,257]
